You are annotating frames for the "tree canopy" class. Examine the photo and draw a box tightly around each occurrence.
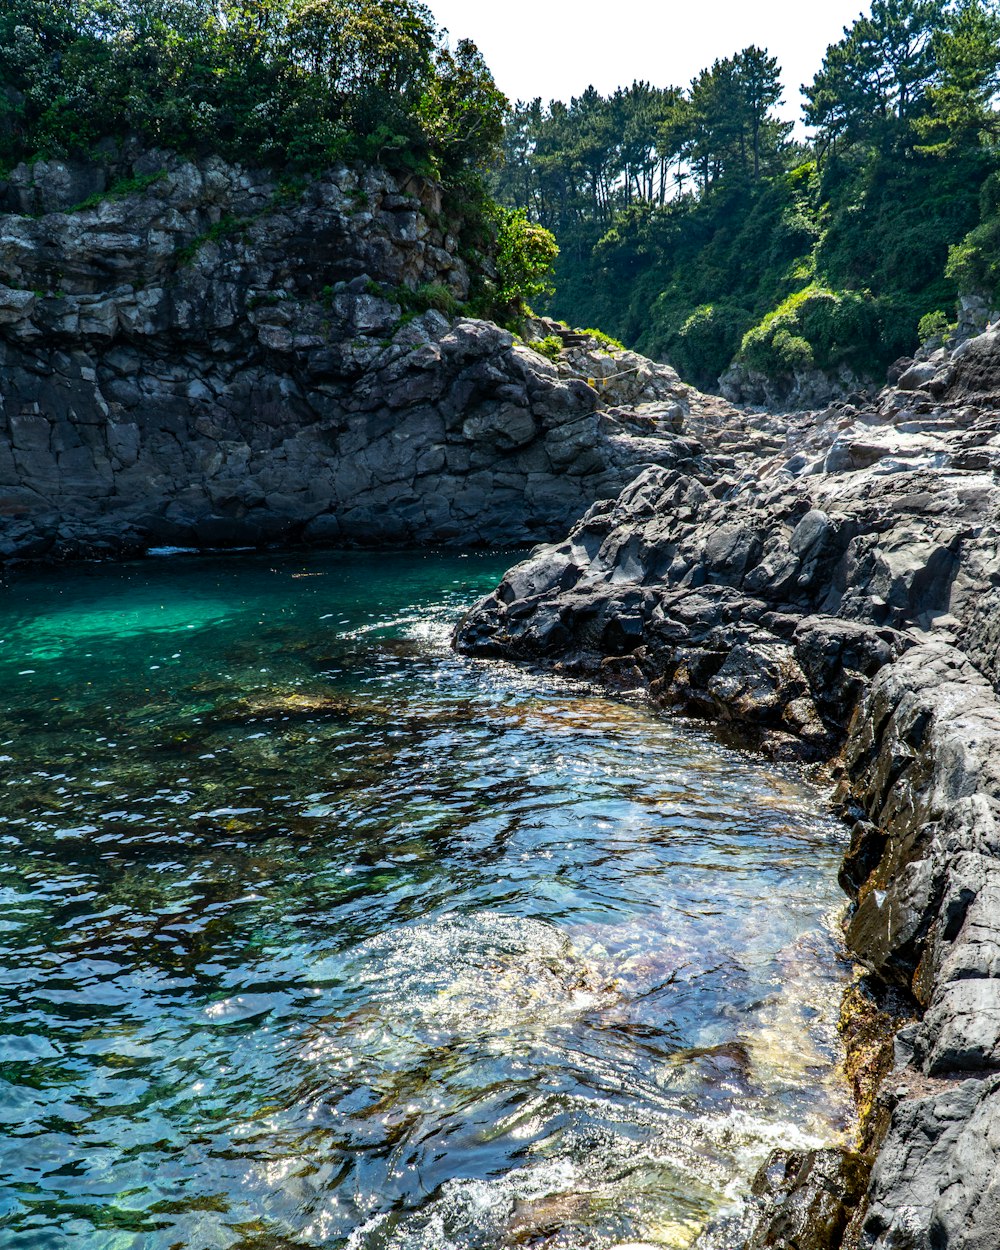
[494,0,1000,391]
[4,0,1000,388]
[0,0,506,176]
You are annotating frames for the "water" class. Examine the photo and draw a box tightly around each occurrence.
[0,550,853,1250]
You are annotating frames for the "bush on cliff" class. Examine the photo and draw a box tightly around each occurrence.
[0,0,503,179]
[490,206,560,316]
[739,286,883,377]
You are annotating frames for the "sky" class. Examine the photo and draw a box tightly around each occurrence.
[424,0,872,128]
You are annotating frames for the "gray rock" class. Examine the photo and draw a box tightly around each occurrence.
[0,154,720,560]
[456,323,1000,1246]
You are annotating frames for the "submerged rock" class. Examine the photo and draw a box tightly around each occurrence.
[458,327,1000,1247]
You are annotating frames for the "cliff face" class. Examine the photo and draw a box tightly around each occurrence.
[456,334,1000,1248]
[0,152,714,561]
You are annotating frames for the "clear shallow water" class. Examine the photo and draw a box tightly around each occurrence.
[0,550,852,1250]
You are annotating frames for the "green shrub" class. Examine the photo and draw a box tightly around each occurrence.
[917,309,955,343]
[580,327,625,352]
[405,282,461,316]
[0,0,507,182]
[364,281,463,318]
[771,329,815,371]
[674,303,754,387]
[739,285,881,376]
[534,335,563,362]
[946,215,1000,302]
[491,206,559,316]
[69,170,167,212]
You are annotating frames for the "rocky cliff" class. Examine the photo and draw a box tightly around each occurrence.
[456,330,1000,1248]
[0,151,729,562]
[10,145,1000,1247]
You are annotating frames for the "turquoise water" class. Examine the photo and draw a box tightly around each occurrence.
[0,551,852,1249]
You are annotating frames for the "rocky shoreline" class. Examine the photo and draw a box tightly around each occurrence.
[456,331,1000,1248]
[0,152,733,562]
[4,150,1000,1247]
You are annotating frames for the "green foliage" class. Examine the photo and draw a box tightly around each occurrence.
[69,170,167,212]
[945,166,1000,304]
[580,327,625,352]
[494,1,1000,390]
[0,0,507,177]
[488,206,559,316]
[534,335,563,362]
[739,286,883,375]
[916,0,1000,153]
[683,46,792,191]
[946,215,1000,295]
[400,282,462,316]
[673,303,754,388]
[804,0,948,156]
[917,308,955,340]
[177,214,250,266]
[417,39,507,175]
[338,279,463,317]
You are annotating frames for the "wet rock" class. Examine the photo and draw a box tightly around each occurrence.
[458,323,1000,1246]
[746,1148,870,1250]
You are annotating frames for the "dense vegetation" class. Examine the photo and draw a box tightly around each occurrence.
[0,0,556,320]
[496,0,1000,391]
[0,0,505,174]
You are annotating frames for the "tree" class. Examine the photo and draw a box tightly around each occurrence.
[916,0,1000,152]
[804,0,949,155]
[418,38,507,174]
[681,50,790,190]
[735,46,787,179]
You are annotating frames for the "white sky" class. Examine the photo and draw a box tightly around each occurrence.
[425,0,872,127]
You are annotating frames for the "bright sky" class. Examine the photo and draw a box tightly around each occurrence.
[425,0,872,127]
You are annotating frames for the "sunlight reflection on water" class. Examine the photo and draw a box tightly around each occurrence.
[0,550,852,1249]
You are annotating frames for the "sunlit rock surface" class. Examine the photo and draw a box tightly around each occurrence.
[458,328,1000,1248]
[0,152,730,560]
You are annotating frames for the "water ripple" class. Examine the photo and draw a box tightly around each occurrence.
[0,551,852,1249]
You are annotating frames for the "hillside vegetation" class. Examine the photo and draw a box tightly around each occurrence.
[495,0,1000,392]
[0,0,556,321]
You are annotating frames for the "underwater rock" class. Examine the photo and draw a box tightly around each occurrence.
[458,329,1000,1246]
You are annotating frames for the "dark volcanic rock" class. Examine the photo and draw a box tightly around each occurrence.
[457,327,1000,1247]
[0,152,728,561]
[746,1148,871,1250]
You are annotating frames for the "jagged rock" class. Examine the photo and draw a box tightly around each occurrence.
[0,152,724,560]
[458,324,1000,1247]
[719,360,875,411]
[11,144,1000,1247]
[744,1148,870,1250]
